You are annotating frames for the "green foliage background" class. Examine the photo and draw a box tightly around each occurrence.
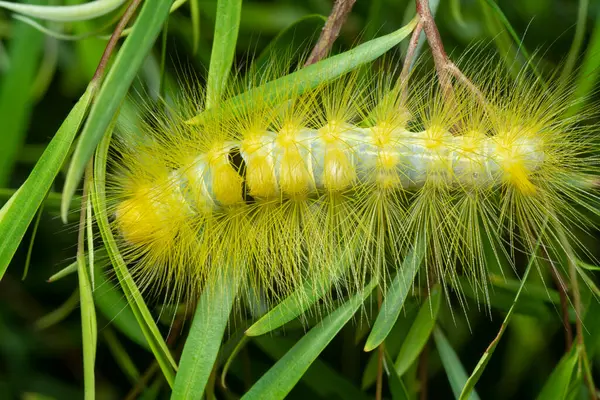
[0,0,599,399]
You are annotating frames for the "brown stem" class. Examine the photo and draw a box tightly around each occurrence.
[399,20,423,106]
[412,0,489,114]
[304,0,356,66]
[415,0,453,99]
[92,0,143,83]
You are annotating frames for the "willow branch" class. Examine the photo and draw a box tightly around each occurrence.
[92,0,143,83]
[304,0,356,66]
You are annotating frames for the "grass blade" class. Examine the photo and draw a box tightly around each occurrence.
[253,335,370,400]
[205,0,242,108]
[536,347,579,400]
[0,84,95,280]
[92,129,177,386]
[433,327,481,400]
[394,285,441,376]
[171,274,238,399]
[458,224,546,400]
[77,208,97,400]
[62,0,172,222]
[364,234,426,352]
[0,17,44,186]
[0,0,126,22]
[188,16,419,124]
[242,281,376,400]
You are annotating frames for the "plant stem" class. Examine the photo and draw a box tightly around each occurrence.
[92,0,143,84]
[304,0,356,66]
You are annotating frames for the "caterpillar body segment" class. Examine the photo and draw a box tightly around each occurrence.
[108,65,599,308]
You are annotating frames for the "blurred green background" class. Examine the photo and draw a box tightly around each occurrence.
[1,0,599,399]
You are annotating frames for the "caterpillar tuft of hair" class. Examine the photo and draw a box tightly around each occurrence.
[105,57,599,311]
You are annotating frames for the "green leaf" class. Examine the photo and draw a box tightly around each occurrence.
[94,266,149,350]
[205,0,242,108]
[0,0,126,22]
[0,16,44,186]
[251,14,326,72]
[536,347,579,400]
[242,281,377,400]
[0,84,95,280]
[77,225,97,400]
[91,128,177,386]
[479,0,546,87]
[62,0,172,222]
[188,16,419,124]
[384,351,409,400]
[559,0,589,82]
[394,285,441,376]
[364,234,426,352]
[566,8,600,116]
[246,248,357,336]
[459,223,546,400]
[245,279,334,336]
[433,327,481,400]
[253,336,370,400]
[171,273,238,399]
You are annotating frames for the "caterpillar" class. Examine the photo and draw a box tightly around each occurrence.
[107,58,599,311]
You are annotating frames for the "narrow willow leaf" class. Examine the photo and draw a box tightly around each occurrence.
[188,16,419,124]
[0,17,44,186]
[103,328,140,384]
[77,231,97,400]
[566,9,600,116]
[0,84,95,280]
[480,0,546,87]
[205,0,241,108]
[190,0,200,54]
[0,0,126,22]
[35,289,80,330]
[47,260,78,282]
[253,336,370,400]
[578,260,600,271]
[459,223,546,400]
[246,247,357,336]
[559,0,589,82]
[62,0,173,222]
[433,327,481,400]
[92,129,176,386]
[245,279,332,336]
[536,347,579,400]
[94,267,149,350]
[394,285,441,376]
[251,14,326,72]
[171,273,238,399]
[384,351,409,400]
[364,234,426,352]
[242,281,376,400]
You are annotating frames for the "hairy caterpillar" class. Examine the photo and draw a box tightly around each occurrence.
[107,58,599,311]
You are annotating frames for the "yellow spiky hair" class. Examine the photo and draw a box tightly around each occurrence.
[105,54,599,313]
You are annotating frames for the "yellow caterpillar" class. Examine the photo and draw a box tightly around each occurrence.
[107,60,599,309]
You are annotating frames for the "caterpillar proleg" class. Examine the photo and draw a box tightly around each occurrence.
[108,60,598,310]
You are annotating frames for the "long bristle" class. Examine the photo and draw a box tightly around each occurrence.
[105,54,600,312]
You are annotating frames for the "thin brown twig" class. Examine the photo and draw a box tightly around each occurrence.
[399,20,423,106]
[304,0,356,66]
[412,0,491,114]
[415,0,453,99]
[92,0,143,83]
